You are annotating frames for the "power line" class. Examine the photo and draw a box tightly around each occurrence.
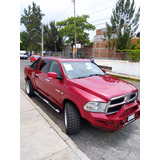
[88,5,115,15]
[55,4,73,21]
[89,17,110,23]
[54,3,115,22]
[94,22,108,26]
[90,8,140,26]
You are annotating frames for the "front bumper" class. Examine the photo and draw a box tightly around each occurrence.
[84,101,140,132]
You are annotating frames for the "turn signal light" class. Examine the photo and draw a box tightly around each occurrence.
[114,124,118,128]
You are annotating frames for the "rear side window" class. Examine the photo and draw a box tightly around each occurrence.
[49,61,61,77]
[39,59,51,74]
[30,58,41,70]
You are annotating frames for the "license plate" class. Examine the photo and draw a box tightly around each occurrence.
[128,113,135,122]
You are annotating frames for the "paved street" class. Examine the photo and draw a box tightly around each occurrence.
[20,59,140,160]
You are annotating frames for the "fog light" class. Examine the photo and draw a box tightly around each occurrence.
[109,121,113,124]
[114,124,118,128]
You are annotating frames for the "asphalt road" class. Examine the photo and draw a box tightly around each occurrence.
[20,59,140,160]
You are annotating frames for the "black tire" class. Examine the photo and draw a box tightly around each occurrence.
[25,80,34,97]
[64,102,81,135]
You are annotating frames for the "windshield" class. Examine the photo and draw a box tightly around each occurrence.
[62,61,105,79]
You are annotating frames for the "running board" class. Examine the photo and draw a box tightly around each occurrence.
[34,91,61,113]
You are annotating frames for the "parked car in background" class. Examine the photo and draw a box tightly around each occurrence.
[20,52,28,59]
[30,55,40,62]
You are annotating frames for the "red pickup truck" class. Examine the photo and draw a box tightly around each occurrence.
[24,57,140,135]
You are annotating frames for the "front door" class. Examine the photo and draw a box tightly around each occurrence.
[45,60,65,106]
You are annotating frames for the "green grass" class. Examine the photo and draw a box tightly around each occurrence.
[107,74,140,82]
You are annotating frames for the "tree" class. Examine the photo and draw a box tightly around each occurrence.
[20,31,30,50]
[20,2,44,53]
[126,37,140,61]
[43,21,63,52]
[56,15,95,48]
[104,0,140,50]
[103,24,113,50]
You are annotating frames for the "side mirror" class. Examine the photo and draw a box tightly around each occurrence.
[47,72,57,79]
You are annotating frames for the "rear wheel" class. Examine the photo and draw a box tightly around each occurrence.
[64,102,81,135]
[25,80,34,97]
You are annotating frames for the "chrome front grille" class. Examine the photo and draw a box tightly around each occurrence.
[106,91,138,115]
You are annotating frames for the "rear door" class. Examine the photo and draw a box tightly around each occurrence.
[28,58,41,88]
[35,59,51,94]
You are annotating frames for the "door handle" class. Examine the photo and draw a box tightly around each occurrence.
[35,73,38,77]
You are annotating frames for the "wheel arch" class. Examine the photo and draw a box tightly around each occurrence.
[26,75,30,81]
[25,75,36,90]
[62,98,85,118]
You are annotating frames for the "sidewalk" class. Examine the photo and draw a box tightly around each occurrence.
[20,89,90,160]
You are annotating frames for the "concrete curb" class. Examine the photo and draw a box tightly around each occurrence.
[21,89,90,160]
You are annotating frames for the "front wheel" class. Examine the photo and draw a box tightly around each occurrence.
[25,80,34,97]
[64,102,81,135]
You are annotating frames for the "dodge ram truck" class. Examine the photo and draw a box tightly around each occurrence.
[24,57,140,135]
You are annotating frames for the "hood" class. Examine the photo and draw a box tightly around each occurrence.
[69,75,137,101]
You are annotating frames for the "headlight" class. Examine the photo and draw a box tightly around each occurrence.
[83,102,107,113]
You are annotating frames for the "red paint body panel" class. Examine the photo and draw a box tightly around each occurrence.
[69,75,137,101]
[24,57,140,132]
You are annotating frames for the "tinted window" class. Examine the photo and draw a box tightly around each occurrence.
[30,58,41,70]
[49,61,61,77]
[39,59,51,74]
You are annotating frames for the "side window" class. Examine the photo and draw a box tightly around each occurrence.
[30,58,41,70]
[49,61,61,77]
[39,59,51,74]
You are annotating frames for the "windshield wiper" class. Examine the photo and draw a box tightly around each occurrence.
[89,74,104,77]
[74,76,88,79]
[73,74,104,79]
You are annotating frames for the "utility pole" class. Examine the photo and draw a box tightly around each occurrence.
[72,0,76,58]
[42,24,44,56]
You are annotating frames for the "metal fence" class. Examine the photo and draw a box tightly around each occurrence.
[44,50,130,61]
[76,47,129,60]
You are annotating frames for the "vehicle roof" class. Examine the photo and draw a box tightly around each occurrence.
[41,56,91,62]
[20,51,26,53]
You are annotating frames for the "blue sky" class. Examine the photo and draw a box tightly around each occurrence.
[20,0,140,41]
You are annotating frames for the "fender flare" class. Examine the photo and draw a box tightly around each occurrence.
[62,95,86,119]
